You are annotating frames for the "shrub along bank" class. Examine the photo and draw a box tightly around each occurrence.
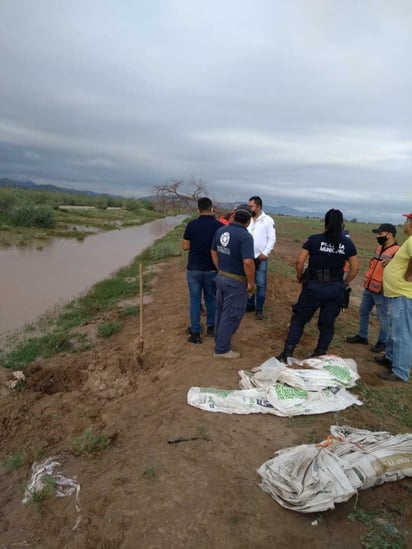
[0,187,160,245]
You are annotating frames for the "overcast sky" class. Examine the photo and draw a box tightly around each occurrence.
[1,0,411,222]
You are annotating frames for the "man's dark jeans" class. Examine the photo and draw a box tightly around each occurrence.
[186,270,217,334]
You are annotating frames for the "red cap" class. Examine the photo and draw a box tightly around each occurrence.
[402,213,412,220]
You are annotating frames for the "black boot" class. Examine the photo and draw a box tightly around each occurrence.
[188,332,202,344]
[309,348,327,358]
[276,345,294,363]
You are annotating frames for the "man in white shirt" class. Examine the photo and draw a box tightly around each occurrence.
[246,196,276,319]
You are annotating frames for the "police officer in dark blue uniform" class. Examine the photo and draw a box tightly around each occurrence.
[211,204,255,359]
[276,209,359,361]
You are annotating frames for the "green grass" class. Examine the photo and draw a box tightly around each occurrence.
[2,331,73,369]
[24,475,57,510]
[56,205,161,230]
[119,305,139,317]
[271,256,295,277]
[97,320,122,338]
[143,466,156,480]
[2,451,26,472]
[196,425,207,438]
[348,506,408,548]
[69,429,111,457]
[353,382,412,428]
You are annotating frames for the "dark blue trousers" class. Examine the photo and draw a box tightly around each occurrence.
[214,275,248,354]
[285,281,345,352]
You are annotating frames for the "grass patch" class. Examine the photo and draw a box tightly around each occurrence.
[2,331,73,369]
[143,466,156,480]
[196,425,208,439]
[97,320,122,338]
[348,506,408,548]
[119,305,139,317]
[69,429,111,457]
[150,239,181,261]
[24,475,56,510]
[271,256,295,278]
[353,382,412,428]
[2,452,26,472]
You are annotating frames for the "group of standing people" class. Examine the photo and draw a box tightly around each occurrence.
[182,198,412,382]
[182,196,275,358]
[345,215,412,383]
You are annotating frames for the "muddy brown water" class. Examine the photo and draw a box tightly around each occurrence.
[0,215,186,335]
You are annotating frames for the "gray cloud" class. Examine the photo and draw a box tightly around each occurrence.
[1,0,411,222]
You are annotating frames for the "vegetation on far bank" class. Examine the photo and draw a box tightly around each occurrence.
[0,186,162,246]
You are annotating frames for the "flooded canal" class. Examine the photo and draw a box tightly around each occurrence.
[0,216,186,335]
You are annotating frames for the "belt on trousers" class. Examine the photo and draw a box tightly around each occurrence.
[218,270,246,283]
[309,274,342,282]
[307,269,342,283]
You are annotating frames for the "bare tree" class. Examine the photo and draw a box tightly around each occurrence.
[154,178,208,213]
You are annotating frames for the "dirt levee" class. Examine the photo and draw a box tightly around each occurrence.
[1,252,410,549]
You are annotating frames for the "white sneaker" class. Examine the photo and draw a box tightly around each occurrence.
[213,350,240,359]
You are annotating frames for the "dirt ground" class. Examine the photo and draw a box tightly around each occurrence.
[0,242,411,549]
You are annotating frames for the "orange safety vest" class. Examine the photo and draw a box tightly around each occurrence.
[364,243,400,294]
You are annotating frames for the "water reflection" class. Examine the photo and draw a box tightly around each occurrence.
[0,216,186,335]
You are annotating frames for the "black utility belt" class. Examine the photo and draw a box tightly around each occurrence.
[308,269,342,283]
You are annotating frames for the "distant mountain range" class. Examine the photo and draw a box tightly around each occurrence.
[265,204,324,219]
[216,200,323,219]
[0,177,99,196]
[0,178,323,218]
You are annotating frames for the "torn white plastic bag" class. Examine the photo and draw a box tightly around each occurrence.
[257,425,412,513]
[188,355,361,416]
[239,355,359,392]
[187,384,361,417]
[22,457,81,529]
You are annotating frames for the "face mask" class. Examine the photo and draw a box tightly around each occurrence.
[376,235,388,245]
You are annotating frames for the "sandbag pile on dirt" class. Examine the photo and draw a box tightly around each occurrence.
[187,355,362,417]
[239,355,359,391]
[257,425,412,513]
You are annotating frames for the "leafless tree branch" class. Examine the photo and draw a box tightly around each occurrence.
[154,178,208,212]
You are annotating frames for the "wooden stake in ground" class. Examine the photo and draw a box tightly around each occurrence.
[137,262,144,366]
